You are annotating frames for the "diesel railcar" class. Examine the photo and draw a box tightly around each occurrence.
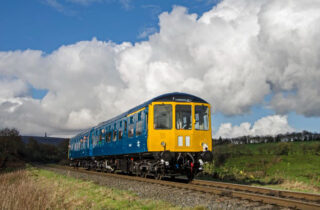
[68,92,213,180]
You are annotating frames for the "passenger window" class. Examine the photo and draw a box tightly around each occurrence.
[113,124,117,141]
[107,131,111,142]
[99,129,102,141]
[119,130,123,140]
[130,116,134,124]
[154,104,172,129]
[128,117,134,138]
[136,112,143,136]
[113,130,117,141]
[118,121,123,140]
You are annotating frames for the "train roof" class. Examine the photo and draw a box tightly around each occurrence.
[71,92,208,139]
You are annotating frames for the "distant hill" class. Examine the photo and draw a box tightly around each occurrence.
[21,136,68,146]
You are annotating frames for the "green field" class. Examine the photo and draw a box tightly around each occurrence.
[201,141,320,193]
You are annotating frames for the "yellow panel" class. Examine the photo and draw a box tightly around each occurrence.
[147,101,212,153]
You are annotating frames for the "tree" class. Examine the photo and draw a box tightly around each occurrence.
[0,128,24,169]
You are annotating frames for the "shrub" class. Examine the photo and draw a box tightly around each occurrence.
[214,153,230,167]
[275,142,290,155]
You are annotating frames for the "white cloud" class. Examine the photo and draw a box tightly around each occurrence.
[138,27,158,39]
[1,0,320,136]
[44,0,76,15]
[214,115,295,138]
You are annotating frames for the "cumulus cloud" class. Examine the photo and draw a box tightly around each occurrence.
[214,115,295,138]
[138,27,158,39]
[1,0,320,136]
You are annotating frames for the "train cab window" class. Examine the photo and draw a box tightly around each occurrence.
[128,116,134,138]
[154,104,172,129]
[176,105,192,130]
[136,112,143,136]
[195,105,209,130]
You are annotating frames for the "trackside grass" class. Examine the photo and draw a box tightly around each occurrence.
[0,167,181,210]
[202,141,320,193]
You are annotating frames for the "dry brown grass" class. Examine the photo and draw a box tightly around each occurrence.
[0,170,68,210]
[0,168,179,210]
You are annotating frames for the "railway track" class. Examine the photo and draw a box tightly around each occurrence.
[49,165,320,210]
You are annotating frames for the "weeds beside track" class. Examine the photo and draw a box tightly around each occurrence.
[50,165,320,210]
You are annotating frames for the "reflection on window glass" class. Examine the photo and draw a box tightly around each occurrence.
[195,105,209,130]
[136,121,143,136]
[128,118,134,138]
[136,112,143,136]
[154,104,172,129]
[107,132,111,142]
[176,105,192,130]
[112,130,117,141]
[118,121,123,140]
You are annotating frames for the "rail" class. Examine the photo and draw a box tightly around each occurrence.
[46,165,320,210]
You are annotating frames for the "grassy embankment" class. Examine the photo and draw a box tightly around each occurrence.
[0,167,180,210]
[202,141,320,193]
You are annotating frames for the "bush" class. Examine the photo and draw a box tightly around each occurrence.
[275,142,290,155]
[214,153,230,167]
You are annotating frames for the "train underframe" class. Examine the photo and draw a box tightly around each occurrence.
[70,151,213,181]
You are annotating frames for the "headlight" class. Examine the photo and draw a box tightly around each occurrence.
[201,142,208,151]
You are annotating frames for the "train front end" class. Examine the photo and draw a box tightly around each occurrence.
[147,94,213,180]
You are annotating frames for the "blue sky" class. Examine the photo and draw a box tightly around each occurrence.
[0,0,319,137]
[0,0,216,52]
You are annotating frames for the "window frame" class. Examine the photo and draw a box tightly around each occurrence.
[153,104,173,130]
[112,123,117,141]
[135,111,144,136]
[194,105,210,131]
[175,104,192,130]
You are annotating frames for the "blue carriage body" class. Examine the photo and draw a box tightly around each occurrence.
[69,100,150,159]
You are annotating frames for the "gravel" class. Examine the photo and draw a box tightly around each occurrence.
[42,166,285,210]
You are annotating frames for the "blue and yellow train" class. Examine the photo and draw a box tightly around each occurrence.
[68,92,213,180]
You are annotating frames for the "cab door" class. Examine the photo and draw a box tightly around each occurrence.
[174,104,194,151]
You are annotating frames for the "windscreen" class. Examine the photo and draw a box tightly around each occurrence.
[195,105,209,130]
[176,105,192,130]
[154,104,172,129]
